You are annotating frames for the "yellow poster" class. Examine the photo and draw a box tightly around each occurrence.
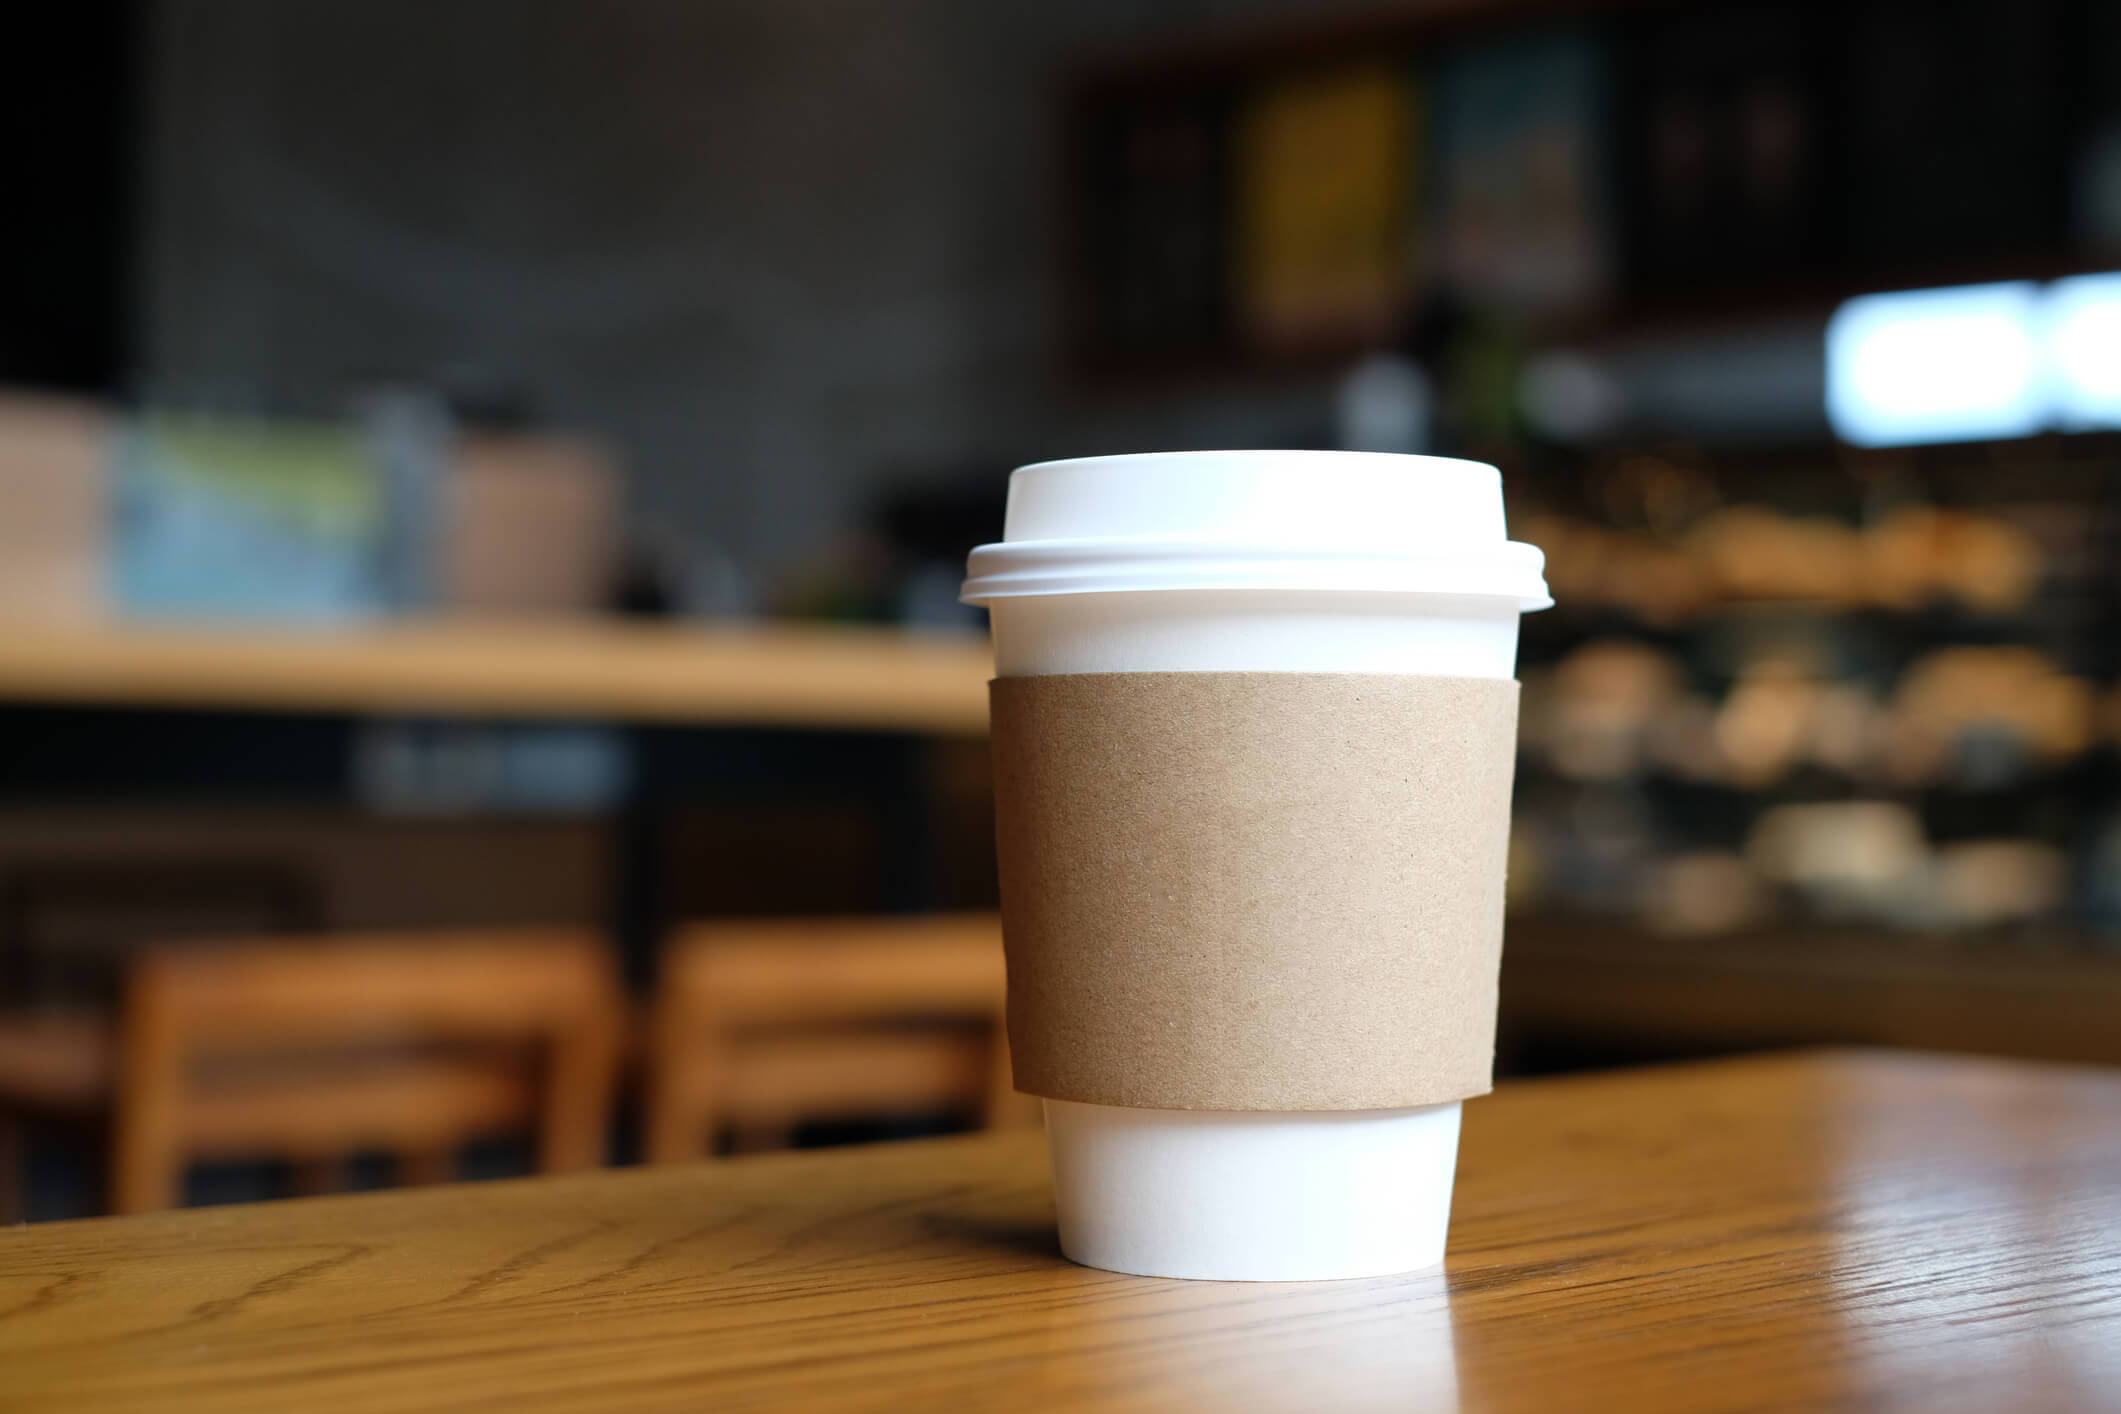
[1237,64,1416,350]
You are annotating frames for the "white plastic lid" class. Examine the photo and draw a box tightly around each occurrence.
[960,450,1551,608]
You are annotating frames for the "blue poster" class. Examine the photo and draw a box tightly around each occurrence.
[114,413,386,621]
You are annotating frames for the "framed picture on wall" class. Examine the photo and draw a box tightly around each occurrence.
[1428,27,1614,319]
[1234,63,1416,353]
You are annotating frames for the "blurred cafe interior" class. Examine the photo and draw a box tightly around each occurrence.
[3,0,2120,1220]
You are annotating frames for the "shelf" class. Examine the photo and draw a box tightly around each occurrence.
[1062,0,2094,388]
[1499,915,2121,1068]
[0,619,995,734]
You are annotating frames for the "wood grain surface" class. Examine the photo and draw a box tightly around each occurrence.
[4,1050,2118,1413]
[0,619,992,732]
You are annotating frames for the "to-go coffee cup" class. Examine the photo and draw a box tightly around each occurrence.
[963,451,1550,1281]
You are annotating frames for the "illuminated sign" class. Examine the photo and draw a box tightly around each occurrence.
[2045,273,2121,432]
[1826,276,2121,446]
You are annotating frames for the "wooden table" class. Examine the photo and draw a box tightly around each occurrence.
[0,619,993,733]
[4,1050,2117,1412]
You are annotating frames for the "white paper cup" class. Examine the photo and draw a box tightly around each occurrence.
[962,451,1549,1281]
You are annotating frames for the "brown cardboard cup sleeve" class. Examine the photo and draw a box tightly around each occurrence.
[990,671,1520,1112]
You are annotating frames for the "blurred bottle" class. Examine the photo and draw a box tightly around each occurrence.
[355,383,451,615]
[1335,351,1433,453]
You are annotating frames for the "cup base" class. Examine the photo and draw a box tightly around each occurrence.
[1045,1097,1461,1282]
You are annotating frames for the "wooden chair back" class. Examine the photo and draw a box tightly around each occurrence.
[646,913,1031,1163]
[113,929,622,1213]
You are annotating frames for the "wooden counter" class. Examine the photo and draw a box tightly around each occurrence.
[1500,919,2121,1069]
[0,619,993,733]
[4,1049,2117,1412]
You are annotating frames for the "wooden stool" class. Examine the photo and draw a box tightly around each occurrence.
[0,928,623,1216]
[645,913,1036,1163]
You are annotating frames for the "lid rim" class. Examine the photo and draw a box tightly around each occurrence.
[960,538,1551,611]
[967,535,1548,559]
[1009,448,1500,478]
[964,585,1555,610]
